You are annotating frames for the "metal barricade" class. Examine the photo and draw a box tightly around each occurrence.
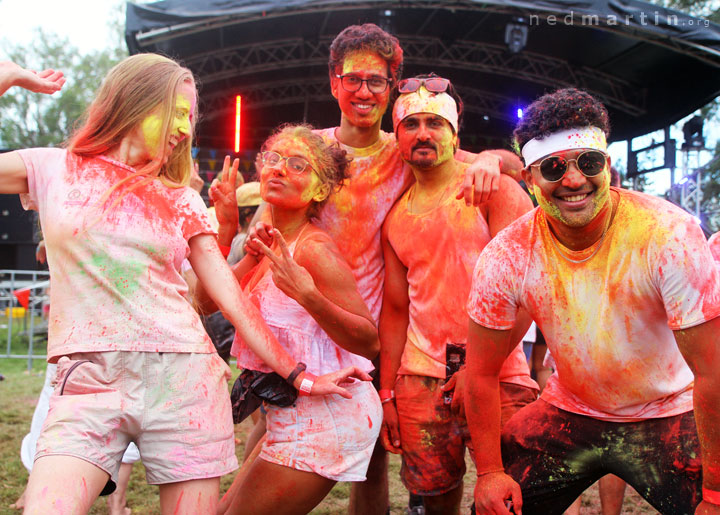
[0,269,50,370]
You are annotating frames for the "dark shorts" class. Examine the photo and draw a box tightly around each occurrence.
[501,399,702,515]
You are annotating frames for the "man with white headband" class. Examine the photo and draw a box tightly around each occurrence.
[464,87,720,514]
[378,75,538,514]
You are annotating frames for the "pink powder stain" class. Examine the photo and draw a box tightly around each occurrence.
[367,415,373,429]
[173,490,184,515]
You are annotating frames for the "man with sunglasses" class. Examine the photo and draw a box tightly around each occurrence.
[378,76,538,515]
[465,88,720,514]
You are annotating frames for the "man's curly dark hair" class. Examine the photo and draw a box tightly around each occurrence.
[328,23,404,83]
[513,88,610,160]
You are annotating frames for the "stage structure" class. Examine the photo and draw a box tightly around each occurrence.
[125,0,720,214]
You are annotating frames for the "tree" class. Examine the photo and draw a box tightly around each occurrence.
[0,8,126,149]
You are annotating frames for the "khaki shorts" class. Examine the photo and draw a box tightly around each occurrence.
[261,379,382,482]
[36,351,238,493]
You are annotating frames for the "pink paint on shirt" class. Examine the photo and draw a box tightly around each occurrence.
[19,148,215,361]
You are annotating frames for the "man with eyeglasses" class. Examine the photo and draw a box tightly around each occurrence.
[464,88,720,514]
[378,75,538,515]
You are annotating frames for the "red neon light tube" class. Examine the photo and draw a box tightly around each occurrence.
[234,95,242,153]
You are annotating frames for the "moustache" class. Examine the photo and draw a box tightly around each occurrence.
[413,143,436,152]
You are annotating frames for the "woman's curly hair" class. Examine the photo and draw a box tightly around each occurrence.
[262,123,350,218]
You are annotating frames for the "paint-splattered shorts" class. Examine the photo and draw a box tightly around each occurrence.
[260,379,382,482]
[395,375,537,496]
[501,399,702,514]
[35,351,239,494]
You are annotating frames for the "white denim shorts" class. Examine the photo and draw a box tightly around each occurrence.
[36,351,238,492]
[260,379,381,481]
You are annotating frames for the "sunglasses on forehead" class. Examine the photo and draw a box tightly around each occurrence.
[397,77,450,94]
[531,150,608,183]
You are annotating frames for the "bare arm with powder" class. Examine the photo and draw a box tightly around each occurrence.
[377,218,411,454]
[0,63,64,192]
[188,233,372,397]
[465,321,524,515]
[674,318,720,514]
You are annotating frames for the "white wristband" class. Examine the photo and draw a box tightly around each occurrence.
[299,373,316,396]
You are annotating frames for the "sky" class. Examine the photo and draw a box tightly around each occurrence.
[0,0,121,56]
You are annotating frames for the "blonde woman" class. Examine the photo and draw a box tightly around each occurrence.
[0,56,366,515]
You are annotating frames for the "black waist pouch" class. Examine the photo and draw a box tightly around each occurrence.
[230,369,298,423]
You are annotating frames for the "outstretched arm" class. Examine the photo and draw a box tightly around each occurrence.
[189,233,371,398]
[0,61,65,97]
[674,317,720,513]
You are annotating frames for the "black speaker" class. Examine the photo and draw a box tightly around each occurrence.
[0,243,38,270]
[0,194,35,243]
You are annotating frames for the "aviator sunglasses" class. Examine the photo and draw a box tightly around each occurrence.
[532,150,608,183]
[260,151,315,175]
[397,77,450,94]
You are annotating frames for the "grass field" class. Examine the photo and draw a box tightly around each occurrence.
[0,358,658,514]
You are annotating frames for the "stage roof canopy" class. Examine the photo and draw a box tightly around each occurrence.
[126,0,720,152]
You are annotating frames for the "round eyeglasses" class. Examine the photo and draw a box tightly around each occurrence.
[532,150,608,183]
[260,151,315,175]
[335,74,392,94]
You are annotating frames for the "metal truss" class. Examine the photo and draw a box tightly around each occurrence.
[201,76,518,124]
[133,1,720,68]
[189,35,645,117]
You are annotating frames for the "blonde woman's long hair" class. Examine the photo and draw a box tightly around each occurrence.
[68,53,197,188]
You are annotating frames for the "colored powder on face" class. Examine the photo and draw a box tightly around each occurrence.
[141,113,163,159]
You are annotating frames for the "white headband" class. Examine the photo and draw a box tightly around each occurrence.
[521,126,607,165]
[392,87,459,133]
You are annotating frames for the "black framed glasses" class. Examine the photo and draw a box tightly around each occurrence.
[335,74,392,94]
[260,151,315,175]
[532,150,608,183]
[397,77,450,94]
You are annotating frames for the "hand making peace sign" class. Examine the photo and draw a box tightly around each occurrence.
[254,228,317,306]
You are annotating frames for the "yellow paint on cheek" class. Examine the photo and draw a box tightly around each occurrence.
[590,172,611,218]
[436,132,456,164]
[534,184,565,222]
[141,114,163,158]
[301,173,322,203]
